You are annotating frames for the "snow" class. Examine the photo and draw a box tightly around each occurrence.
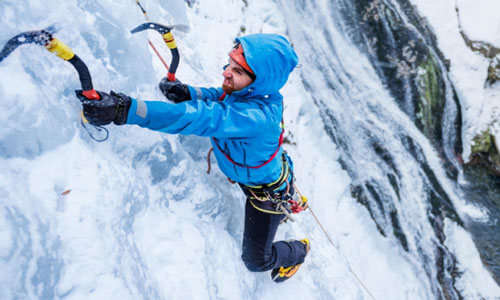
[0,0,499,299]
[456,0,500,48]
[445,219,500,299]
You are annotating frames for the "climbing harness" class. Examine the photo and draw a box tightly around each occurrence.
[132,0,188,82]
[0,25,109,141]
[238,153,308,222]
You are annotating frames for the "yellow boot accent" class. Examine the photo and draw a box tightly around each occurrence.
[277,265,300,278]
[272,239,310,282]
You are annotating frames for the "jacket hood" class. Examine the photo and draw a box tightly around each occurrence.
[234,34,298,97]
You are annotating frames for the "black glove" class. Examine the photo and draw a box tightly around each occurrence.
[159,77,191,103]
[76,90,131,126]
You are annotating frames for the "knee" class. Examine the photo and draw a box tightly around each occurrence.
[241,249,272,272]
[241,255,268,272]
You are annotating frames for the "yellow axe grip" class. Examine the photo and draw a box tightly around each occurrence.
[162,32,177,49]
[45,38,75,61]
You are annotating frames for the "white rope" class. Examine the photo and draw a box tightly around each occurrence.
[307,205,378,300]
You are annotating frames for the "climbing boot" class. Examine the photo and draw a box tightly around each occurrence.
[271,239,310,283]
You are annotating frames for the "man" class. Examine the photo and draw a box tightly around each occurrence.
[77,33,309,282]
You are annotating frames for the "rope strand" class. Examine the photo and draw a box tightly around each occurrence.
[307,205,378,300]
[135,0,170,72]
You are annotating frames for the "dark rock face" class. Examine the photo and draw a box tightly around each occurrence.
[329,0,500,294]
[342,0,463,178]
[281,0,499,295]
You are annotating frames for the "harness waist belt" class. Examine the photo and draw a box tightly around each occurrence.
[240,152,291,197]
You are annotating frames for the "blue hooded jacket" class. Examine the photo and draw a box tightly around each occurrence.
[126,33,299,187]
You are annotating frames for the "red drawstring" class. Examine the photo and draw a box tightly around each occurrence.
[218,92,226,101]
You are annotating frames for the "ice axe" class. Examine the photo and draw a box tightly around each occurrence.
[130,22,188,82]
[0,26,109,141]
[0,26,100,100]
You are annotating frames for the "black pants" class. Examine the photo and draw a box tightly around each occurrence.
[241,198,307,272]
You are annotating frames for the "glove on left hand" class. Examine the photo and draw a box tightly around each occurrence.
[159,77,191,103]
[76,90,131,126]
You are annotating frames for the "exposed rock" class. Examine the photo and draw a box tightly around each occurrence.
[455,4,500,86]
[467,129,500,175]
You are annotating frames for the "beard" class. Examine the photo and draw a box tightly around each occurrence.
[222,82,235,94]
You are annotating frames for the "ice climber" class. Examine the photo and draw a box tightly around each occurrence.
[76,33,309,282]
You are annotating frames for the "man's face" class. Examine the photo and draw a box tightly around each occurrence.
[222,58,254,94]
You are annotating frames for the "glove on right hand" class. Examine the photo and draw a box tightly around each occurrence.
[76,90,131,126]
[159,77,191,103]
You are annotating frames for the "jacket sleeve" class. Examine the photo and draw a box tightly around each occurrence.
[126,97,274,138]
[187,85,224,101]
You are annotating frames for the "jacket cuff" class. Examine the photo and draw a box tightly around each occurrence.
[126,97,148,124]
[188,85,203,100]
